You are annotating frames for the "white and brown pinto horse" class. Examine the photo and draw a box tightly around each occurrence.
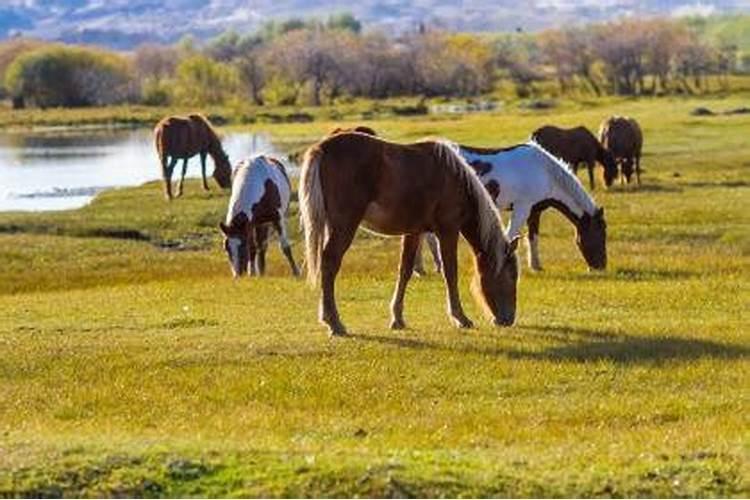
[460,141,606,271]
[300,132,520,337]
[423,141,607,272]
[219,155,300,277]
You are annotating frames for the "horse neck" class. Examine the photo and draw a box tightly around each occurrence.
[594,142,608,164]
[460,210,503,275]
[206,131,226,161]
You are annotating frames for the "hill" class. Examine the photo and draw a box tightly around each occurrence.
[0,0,749,49]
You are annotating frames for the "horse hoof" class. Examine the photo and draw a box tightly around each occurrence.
[390,319,406,330]
[453,317,474,329]
[323,319,348,337]
[329,327,348,338]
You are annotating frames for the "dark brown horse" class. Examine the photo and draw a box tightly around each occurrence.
[531,125,618,189]
[598,116,643,185]
[299,132,520,336]
[154,114,233,200]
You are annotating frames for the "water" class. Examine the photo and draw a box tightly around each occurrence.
[0,128,284,211]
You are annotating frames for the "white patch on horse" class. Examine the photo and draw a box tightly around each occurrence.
[226,154,292,226]
[525,140,598,215]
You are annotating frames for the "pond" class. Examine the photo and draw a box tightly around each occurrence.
[0,128,289,211]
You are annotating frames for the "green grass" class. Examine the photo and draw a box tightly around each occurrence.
[0,95,748,497]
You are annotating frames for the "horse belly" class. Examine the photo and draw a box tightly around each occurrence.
[362,201,424,236]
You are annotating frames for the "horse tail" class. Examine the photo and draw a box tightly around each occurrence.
[154,123,168,174]
[299,145,326,287]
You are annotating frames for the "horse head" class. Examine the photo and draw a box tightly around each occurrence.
[577,207,607,270]
[473,235,520,326]
[213,152,233,189]
[219,213,250,277]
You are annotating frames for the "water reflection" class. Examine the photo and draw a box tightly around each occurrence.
[0,128,285,211]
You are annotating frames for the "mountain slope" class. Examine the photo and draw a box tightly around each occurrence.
[0,0,748,49]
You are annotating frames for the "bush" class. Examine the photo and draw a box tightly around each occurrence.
[172,55,241,106]
[140,77,172,106]
[5,45,134,108]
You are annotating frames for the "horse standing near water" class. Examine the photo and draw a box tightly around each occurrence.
[219,155,300,278]
[154,114,233,200]
[531,125,618,190]
[421,141,607,272]
[598,116,643,185]
[300,132,520,337]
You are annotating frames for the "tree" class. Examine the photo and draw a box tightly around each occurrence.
[539,28,602,95]
[173,55,241,106]
[5,45,134,108]
[133,43,179,81]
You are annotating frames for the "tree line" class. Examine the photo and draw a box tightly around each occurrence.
[0,13,744,109]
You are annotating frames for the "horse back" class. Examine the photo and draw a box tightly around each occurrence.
[532,125,597,164]
[227,156,290,227]
[313,133,457,231]
[154,115,214,158]
[599,116,639,158]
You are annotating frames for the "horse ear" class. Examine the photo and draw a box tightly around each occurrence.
[596,207,604,218]
[219,222,230,235]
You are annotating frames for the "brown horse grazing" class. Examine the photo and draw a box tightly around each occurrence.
[154,114,233,200]
[531,125,618,189]
[299,132,520,336]
[598,116,643,185]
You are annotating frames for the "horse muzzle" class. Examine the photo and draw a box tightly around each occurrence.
[494,314,515,327]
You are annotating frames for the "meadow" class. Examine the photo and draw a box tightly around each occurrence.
[0,94,748,497]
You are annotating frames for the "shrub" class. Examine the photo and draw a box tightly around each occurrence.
[5,45,134,108]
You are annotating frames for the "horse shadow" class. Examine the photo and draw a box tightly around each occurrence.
[350,324,749,365]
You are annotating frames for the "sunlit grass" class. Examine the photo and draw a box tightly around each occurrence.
[0,95,748,497]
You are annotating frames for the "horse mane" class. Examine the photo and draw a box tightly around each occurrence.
[433,140,509,269]
[525,140,598,215]
[459,143,525,155]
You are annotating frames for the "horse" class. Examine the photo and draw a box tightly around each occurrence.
[598,116,643,185]
[219,154,300,278]
[421,141,607,272]
[531,125,618,189]
[299,131,520,337]
[154,113,233,200]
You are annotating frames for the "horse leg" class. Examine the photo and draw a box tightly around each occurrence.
[587,160,596,190]
[320,224,358,336]
[255,225,269,276]
[200,152,210,191]
[624,158,634,184]
[635,155,642,185]
[247,228,258,277]
[163,156,178,200]
[176,158,189,197]
[413,235,426,277]
[436,230,473,329]
[390,234,421,330]
[507,204,531,242]
[425,232,442,273]
[527,209,543,271]
[272,217,300,277]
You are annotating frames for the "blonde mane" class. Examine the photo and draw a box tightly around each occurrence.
[526,140,598,215]
[434,140,510,256]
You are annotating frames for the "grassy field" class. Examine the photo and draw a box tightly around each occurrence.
[0,95,748,497]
